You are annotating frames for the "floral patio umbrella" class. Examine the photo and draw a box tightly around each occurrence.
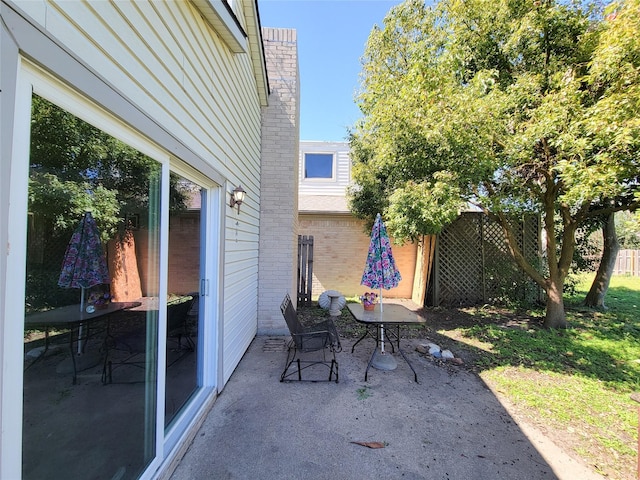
[361,213,401,357]
[58,211,110,315]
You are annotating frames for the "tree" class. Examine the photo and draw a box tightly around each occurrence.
[30,95,191,239]
[583,212,619,308]
[348,0,640,328]
[581,0,640,306]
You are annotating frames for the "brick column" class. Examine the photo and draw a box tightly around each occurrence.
[258,28,300,334]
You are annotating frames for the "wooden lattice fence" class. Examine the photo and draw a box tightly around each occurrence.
[430,212,541,307]
[297,235,314,307]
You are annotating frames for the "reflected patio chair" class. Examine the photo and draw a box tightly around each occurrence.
[279,293,341,383]
[167,293,198,353]
[103,294,197,383]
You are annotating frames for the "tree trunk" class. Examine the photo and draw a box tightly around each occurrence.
[584,213,619,309]
[543,278,567,329]
[108,230,142,302]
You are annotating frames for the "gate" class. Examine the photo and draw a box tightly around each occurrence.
[297,235,314,306]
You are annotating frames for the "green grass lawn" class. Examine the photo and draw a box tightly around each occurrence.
[461,274,639,480]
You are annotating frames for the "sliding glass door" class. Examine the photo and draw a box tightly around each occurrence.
[13,59,219,479]
[22,95,164,480]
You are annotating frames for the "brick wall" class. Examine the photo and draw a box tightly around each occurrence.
[167,212,200,295]
[126,211,200,297]
[258,28,300,334]
[299,214,417,299]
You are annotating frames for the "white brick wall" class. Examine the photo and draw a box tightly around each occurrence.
[258,28,300,334]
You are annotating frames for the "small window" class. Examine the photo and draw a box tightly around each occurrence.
[304,153,334,179]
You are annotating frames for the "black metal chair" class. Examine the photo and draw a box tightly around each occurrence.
[280,293,341,383]
[103,294,197,383]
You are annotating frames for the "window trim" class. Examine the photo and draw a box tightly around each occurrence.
[302,152,336,182]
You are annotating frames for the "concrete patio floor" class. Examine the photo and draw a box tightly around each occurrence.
[169,335,603,480]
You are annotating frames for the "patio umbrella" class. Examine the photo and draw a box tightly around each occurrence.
[58,212,110,353]
[361,213,401,363]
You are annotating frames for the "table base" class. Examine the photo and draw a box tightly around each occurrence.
[55,351,102,375]
[371,350,397,371]
[356,324,419,383]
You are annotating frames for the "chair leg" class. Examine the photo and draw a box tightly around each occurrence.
[280,344,340,383]
[329,359,339,383]
[280,345,297,382]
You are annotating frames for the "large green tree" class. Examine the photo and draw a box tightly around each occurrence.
[581,0,640,307]
[30,95,190,240]
[348,0,640,328]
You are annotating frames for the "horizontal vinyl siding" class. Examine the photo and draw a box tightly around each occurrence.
[20,0,262,192]
[15,1,262,382]
[299,141,351,197]
[223,216,259,381]
[222,273,257,382]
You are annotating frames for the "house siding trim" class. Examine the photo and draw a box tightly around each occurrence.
[2,3,228,188]
[2,1,267,478]
[0,44,31,480]
[191,0,248,53]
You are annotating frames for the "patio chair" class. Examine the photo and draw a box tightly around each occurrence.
[280,293,341,383]
[103,294,198,383]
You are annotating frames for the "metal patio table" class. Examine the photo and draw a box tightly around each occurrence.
[25,301,140,384]
[347,303,426,382]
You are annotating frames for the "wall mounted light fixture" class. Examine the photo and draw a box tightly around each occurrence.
[229,185,246,214]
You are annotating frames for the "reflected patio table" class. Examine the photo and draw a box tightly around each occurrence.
[25,301,141,384]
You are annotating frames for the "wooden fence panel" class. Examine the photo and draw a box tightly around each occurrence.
[297,235,314,306]
[614,250,640,276]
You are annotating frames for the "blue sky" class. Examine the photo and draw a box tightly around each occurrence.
[258,0,399,142]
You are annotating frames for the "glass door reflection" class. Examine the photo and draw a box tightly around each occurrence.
[164,174,203,427]
[22,95,162,480]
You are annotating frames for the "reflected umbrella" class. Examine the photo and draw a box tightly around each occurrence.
[58,211,110,354]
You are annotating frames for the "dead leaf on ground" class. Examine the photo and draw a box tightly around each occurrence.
[351,441,385,449]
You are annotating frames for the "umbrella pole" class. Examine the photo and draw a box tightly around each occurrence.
[371,287,397,371]
[379,287,385,354]
[364,213,400,372]
[78,287,85,354]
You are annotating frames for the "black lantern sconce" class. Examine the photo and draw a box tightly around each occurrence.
[229,185,246,214]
